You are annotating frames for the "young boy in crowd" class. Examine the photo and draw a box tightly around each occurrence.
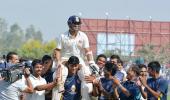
[114,59,127,82]
[62,56,81,100]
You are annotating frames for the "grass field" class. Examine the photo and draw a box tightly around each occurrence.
[168,85,170,100]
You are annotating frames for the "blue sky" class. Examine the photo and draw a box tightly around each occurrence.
[0,0,170,41]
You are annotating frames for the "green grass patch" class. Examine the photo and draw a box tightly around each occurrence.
[168,95,170,100]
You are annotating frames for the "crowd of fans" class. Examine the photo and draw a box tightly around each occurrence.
[0,15,169,100]
[0,52,169,100]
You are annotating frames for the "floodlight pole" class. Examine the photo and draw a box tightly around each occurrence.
[105,12,109,51]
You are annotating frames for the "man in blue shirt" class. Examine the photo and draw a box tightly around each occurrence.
[41,55,54,100]
[139,61,168,100]
[62,56,81,100]
[0,52,19,69]
[117,64,141,100]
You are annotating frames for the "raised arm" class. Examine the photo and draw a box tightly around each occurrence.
[22,68,33,93]
[34,78,58,91]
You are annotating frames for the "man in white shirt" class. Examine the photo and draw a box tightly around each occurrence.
[25,59,58,100]
[0,68,33,100]
[54,15,98,100]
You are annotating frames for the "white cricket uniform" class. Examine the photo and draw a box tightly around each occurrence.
[0,77,27,100]
[56,31,93,100]
[25,74,47,100]
[57,31,89,60]
[52,64,68,100]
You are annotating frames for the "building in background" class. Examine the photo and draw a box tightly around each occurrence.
[80,18,170,56]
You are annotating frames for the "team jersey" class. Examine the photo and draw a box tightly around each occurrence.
[62,74,81,100]
[98,77,116,100]
[115,71,125,82]
[146,77,168,100]
[118,81,141,100]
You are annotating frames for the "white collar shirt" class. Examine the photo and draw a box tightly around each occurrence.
[25,74,47,100]
[0,76,27,100]
[56,31,89,60]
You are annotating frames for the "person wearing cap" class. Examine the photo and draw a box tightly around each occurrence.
[54,15,98,100]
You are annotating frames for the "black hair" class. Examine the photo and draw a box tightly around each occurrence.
[117,59,123,66]
[96,54,107,62]
[68,56,79,65]
[129,64,140,76]
[148,61,161,73]
[110,54,120,60]
[6,52,18,62]
[42,55,52,63]
[31,59,42,68]
[138,64,147,69]
[105,61,117,76]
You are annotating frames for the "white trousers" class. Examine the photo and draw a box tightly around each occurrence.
[77,57,93,100]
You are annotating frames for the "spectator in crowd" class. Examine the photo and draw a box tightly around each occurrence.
[114,59,127,82]
[95,54,107,77]
[0,52,19,69]
[109,54,120,65]
[62,56,81,100]
[41,55,54,100]
[92,62,117,100]
[25,59,58,100]
[84,54,106,100]
[139,61,168,100]
[113,64,142,100]
[0,67,33,100]
[138,64,148,100]
[85,54,107,82]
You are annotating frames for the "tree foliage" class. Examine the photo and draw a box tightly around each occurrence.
[0,18,56,59]
[17,39,56,59]
[136,44,170,64]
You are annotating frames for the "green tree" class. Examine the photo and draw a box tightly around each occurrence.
[17,39,56,59]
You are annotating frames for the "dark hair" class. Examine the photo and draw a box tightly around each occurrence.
[117,59,123,66]
[105,61,117,76]
[129,64,140,76]
[42,55,52,63]
[32,59,42,68]
[6,52,18,62]
[138,64,147,69]
[96,54,107,62]
[68,56,79,65]
[110,54,120,60]
[148,61,161,73]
